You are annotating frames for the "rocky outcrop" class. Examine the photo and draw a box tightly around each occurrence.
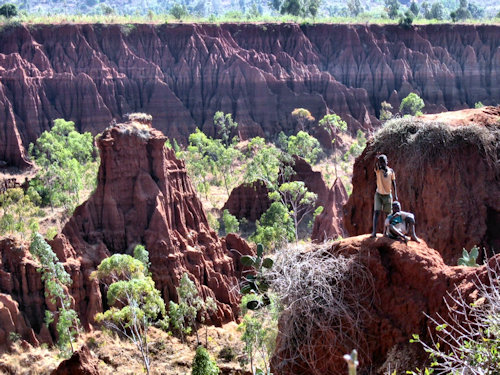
[311,178,348,242]
[0,119,250,349]
[2,23,500,167]
[271,236,500,374]
[51,345,99,375]
[344,110,500,264]
[59,119,242,325]
[222,181,270,221]
[223,156,329,222]
[0,237,61,349]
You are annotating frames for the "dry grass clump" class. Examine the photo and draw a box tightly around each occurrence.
[373,118,499,167]
[266,243,375,373]
[116,122,152,140]
[0,342,59,374]
[126,113,153,125]
[0,323,246,375]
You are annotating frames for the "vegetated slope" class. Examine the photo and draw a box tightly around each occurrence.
[271,236,500,374]
[0,118,250,349]
[343,107,500,264]
[1,23,500,167]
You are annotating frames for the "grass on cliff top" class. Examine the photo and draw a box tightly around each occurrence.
[1,13,500,27]
[372,117,500,166]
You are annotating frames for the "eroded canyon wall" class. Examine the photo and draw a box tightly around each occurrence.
[1,23,499,167]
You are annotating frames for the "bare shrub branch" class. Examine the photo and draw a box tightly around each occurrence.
[267,244,375,374]
[418,257,500,374]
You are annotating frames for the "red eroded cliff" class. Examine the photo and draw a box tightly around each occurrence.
[344,108,500,264]
[271,236,500,374]
[1,23,500,167]
[0,119,250,349]
[60,119,242,324]
[311,177,348,242]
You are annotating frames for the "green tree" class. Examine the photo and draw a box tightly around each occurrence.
[192,346,219,375]
[285,131,322,164]
[318,113,348,178]
[238,243,278,375]
[170,3,188,19]
[93,250,166,375]
[0,188,40,238]
[399,10,414,28]
[182,128,242,198]
[168,273,217,345]
[280,0,302,16]
[430,2,445,19]
[213,111,238,147]
[222,209,239,235]
[409,1,419,16]
[384,0,400,19]
[0,3,18,18]
[250,202,295,249]
[30,233,80,357]
[306,0,320,18]
[454,0,471,20]
[347,0,361,16]
[244,137,289,190]
[269,181,317,242]
[400,93,425,116]
[291,108,315,132]
[29,119,97,210]
[379,101,393,122]
[421,1,431,18]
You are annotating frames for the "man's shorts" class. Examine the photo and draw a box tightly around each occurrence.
[374,192,392,214]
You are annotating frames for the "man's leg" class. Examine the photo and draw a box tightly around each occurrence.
[407,222,421,243]
[371,210,380,238]
[388,225,408,243]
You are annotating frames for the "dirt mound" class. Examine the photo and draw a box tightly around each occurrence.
[51,345,99,375]
[223,156,328,222]
[271,236,499,374]
[344,114,500,264]
[419,105,500,126]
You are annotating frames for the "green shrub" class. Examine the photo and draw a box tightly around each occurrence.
[218,345,236,362]
[400,93,424,116]
[222,209,239,235]
[192,346,219,375]
[250,202,295,249]
[0,3,18,18]
[457,245,479,267]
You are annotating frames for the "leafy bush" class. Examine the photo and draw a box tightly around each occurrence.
[169,273,217,344]
[400,93,424,116]
[192,345,219,375]
[458,246,479,267]
[30,233,80,357]
[29,118,97,210]
[222,209,239,235]
[250,202,295,249]
[285,131,322,164]
[0,188,40,238]
[0,3,18,18]
[93,249,166,375]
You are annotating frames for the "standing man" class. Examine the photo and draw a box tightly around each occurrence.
[370,154,397,238]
